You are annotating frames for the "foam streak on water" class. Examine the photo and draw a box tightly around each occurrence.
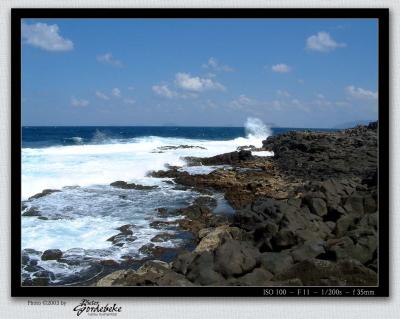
[21,119,272,283]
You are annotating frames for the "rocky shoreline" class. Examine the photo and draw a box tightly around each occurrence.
[21,122,378,286]
[95,122,378,286]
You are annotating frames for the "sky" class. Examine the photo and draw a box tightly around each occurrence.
[21,18,378,128]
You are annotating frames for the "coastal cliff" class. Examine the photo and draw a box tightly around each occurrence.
[96,122,378,286]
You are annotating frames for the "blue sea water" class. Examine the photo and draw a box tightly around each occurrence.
[21,121,337,285]
[22,126,333,148]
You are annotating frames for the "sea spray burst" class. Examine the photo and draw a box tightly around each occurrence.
[244,117,272,144]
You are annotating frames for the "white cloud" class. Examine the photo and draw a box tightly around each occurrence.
[202,57,234,72]
[152,84,178,99]
[127,86,135,91]
[306,31,346,52]
[95,91,109,100]
[230,94,314,114]
[22,22,73,52]
[175,72,225,92]
[111,88,121,98]
[71,97,89,107]
[123,98,136,105]
[97,53,123,67]
[271,64,291,73]
[152,83,197,99]
[346,85,378,100]
[316,93,325,99]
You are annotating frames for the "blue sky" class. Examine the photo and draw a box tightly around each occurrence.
[21,18,378,128]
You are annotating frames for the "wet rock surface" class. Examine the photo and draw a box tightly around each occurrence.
[28,189,61,200]
[110,181,158,190]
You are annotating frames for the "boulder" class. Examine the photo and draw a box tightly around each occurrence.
[327,233,376,264]
[344,194,365,215]
[214,240,260,277]
[22,207,41,217]
[172,251,196,275]
[259,252,294,275]
[41,249,62,261]
[307,198,328,217]
[290,240,326,262]
[271,230,297,249]
[186,251,226,285]
[194,225,243,253]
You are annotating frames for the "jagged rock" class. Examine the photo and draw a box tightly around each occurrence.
[172,251,196,275]
[149,220,176,229]
[110,181,158,190]
[96,260,193,286]
[107,232,137,247]
[99,259,120,267]
[97,270,132,286]
[95,122,378,287]
[41,249,62,261]
[307,198,328,217]
[194,225,243,253]
[214,240,260,277]
[186,150,254,166]
[327,233,376,264]
[22,207,41,217]
[271,230,297,249]
[274,258,377,286]
[290,240,326,262]
[151,233,175,243]
[28,189,60,200]
[260,252,294,275]
[335,214,358,237]
[117,224,135,235]
[186,251,226,285]
[344,194,365,215]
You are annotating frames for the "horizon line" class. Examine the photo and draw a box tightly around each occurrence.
[21,124,342,129]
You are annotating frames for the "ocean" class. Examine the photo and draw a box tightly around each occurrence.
[21,119,336,285]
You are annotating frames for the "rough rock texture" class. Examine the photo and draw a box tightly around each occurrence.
[41,249,63,261]
[95,122,378,287]
[28,189,60,200]
[110,181,158,190]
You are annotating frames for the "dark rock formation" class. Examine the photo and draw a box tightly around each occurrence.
[41,249,63,261]
[94,122,378,287]
[110,181,158,190]
[22,207,41,217]
[28,189,60,200]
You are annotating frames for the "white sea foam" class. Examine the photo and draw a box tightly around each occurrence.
[21,118,271,282]
[178,165,232,175]
[22,118,271,199]
[252,151,274,157]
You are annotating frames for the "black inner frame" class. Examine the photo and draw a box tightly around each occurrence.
[11,8,389,297]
